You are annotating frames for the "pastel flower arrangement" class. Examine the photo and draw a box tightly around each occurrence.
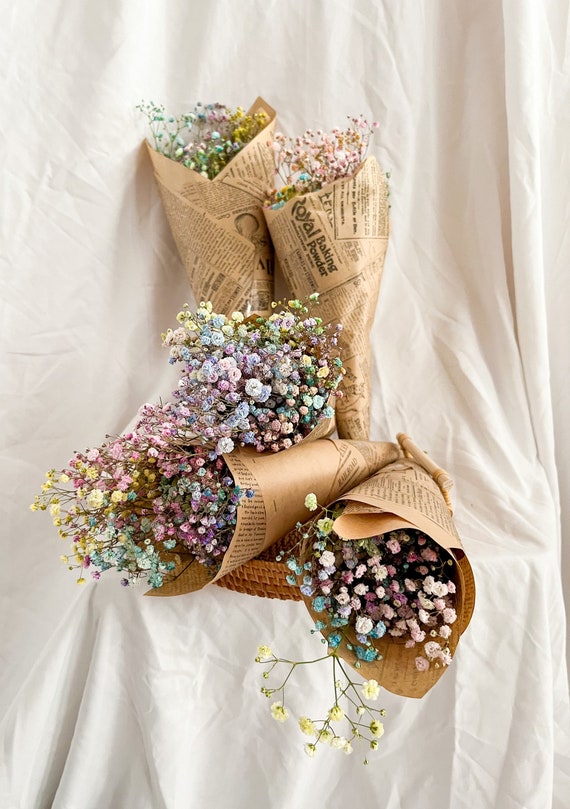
[255,644,386,763]
[266,116,380,208]
[256,491,460,761]
[30,417,253,588]
[155,296,345,455]
[290,495,458,672]
[138,100,269,179]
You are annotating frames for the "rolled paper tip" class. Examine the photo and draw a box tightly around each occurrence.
[397,433,454,500]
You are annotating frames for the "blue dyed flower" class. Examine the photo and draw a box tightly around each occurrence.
[312,596,327,612]
[355,646,379,662]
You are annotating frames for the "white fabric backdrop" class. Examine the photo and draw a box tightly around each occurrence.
[1,1,569,807]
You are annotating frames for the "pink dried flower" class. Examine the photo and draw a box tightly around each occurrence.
[415,657,430,672]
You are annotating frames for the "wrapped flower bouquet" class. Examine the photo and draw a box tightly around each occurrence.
[263,118,390,440]
[142,97,276,316]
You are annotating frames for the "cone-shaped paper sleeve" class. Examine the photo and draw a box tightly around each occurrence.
[146,98,276,317]
[301,459,476,698]
[264,157,389,439]
[145,439,402,597]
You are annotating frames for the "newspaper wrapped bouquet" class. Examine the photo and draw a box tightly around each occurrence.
[254,436,475,760]
[264,119,390,440]
[142,97,276,316]
[263,435,475,698]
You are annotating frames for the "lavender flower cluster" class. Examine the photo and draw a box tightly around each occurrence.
[160,297,344,455]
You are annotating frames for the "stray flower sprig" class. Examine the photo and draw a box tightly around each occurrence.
[290,494,458,672]
[30,417,253,588]
[153,296,344,455]
[138,100,269,179]
[266,116,379,208]
[255,645,386,764]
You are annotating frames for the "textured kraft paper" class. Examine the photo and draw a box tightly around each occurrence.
[264,157,389,440]
[146,97,276,317]
[301,459,476,698]
[145,439,402,597]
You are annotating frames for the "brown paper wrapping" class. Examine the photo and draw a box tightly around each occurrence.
[146,98,276,317]
[263,157,390,439]
[145,438,402,597]
[301,453,476,698]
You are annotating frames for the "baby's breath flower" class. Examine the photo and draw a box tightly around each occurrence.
[298,716,316,736]
[256,645,273,660]
[304,493,318,511]
[328,705,344,722]
[316,517,334,535]
[361,679,380,701]
[319,729,333,744]
[270,702,289,722]
[370,720,384,738]
[304,743,317,757]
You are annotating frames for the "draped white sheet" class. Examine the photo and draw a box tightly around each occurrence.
[1,1,569,807]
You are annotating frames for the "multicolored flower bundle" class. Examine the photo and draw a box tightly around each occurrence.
[289,497,458,671]
[137,100,269,179]
[30,418,252,588]
[155,296,345,455]
[266,116,380,208]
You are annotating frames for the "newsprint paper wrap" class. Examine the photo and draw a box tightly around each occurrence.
[146,98,276,317]
[264,156,390,440]
[302,459,476,698]
[145,438,402,597]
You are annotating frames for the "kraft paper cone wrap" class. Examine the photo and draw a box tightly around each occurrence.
[146,98,276,317]
[300,458,476,698]
[145,438,402,597]
[264,157,389,440]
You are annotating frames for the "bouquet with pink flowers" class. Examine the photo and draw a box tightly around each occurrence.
[263,117,390,441]
[288,507,460,674]
[30,424,251,589]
